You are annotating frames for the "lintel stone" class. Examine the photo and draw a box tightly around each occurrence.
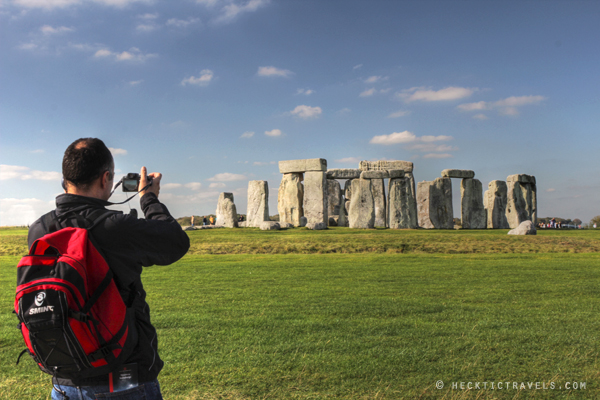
[279,158,327,174]
[361,170,389,179]
[326,168,361,179]
[441,169,475,179]
[359,160,413,173]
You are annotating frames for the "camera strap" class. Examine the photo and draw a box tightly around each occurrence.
[105,179,153,206]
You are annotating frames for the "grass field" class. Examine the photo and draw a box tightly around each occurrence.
[1,227,599,399]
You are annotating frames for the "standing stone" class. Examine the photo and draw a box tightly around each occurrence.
[506,174,537,228]
[304,171,328,226]
[337,203,347,227]
[417,178,453,229]
[371,179,387,227]
[246,180,269,228]
[460,178,486,229]
[484,180,509,229]
[215,193,238,228]
[348,178,375,229]
[278,173,304,226]
[327,180,342,219]
[344,179,353,215]
[388,176,418,229]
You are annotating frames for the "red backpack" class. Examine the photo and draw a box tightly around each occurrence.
[15,209,137,380]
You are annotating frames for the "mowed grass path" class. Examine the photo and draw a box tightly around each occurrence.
[1,228,599,399]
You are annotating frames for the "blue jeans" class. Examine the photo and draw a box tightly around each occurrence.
[51,379,162,400]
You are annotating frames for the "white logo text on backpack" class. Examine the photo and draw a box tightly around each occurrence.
[30,292,54,314]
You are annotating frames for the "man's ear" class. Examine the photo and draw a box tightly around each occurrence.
[100,170,111,189]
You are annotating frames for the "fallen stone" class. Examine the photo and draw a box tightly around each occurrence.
[238,221,247,228]
[348,178,375,229]
[371,178,387,227]
[278,173,304,226]
[417,178,453,229]
[279,158,327,174]
[304,171,328,226]
[326,169,361,179]
[299,216,307,227]
[461,178,486,229]
[306,222,327,230]
[280,222,294,229]
[328,217,338,226]
[359,160,413,173]
[260,221,280,230]
[246,180,269,228]
[387,176,418,229]
[508,220,536,235]
[484,180,509,229]
[361,170,389,179]
[441,169,475,179]
[327,180,342,219]
[215,192,238,228]
[507,174,536,184]
[183,226,197,231]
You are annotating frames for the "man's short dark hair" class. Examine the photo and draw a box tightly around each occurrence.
[62,138,114,189]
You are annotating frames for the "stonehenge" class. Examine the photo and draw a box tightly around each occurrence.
[213,157,537,232]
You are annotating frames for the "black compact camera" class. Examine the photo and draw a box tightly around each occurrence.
[122,173,153,192]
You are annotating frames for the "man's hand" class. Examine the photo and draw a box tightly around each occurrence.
[139,166,162,198]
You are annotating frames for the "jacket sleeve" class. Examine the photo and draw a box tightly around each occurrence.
[102,193,190,268]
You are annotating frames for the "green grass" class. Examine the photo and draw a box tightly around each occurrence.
[1,228,599,399]
[3,227,600,256]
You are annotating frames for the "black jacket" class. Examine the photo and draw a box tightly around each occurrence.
[27,193,190,386]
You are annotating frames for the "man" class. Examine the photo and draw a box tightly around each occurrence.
[28,138,190,400]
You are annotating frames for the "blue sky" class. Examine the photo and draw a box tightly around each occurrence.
[1,0,599,226]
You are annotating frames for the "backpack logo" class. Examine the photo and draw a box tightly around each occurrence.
[35,292,46,306]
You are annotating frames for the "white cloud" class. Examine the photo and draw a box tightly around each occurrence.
[364,75,388,84]
[397,86,477,102]
[94,47,157,62]
[472,113,488,120]
[335,157,361,164]
[457,101,489,111]
[136,23,158,32]
[14,0,149,9]
[184,182,202,191]
[166,18,201,28]
[137,13,158,19]
[30,149,45,154]
[162,183,183,190]
[181,69,214,86]
[289,105,322,119]
[420,135,452,142]
[457,95,546,117]
[240,131,254,138]
[128,80,143,86]
[370,131,417,145]
[265,129,282,137]
[209,182,226,188]
[109,147,127,156]
[296,88,314,96]
[337,108,351,114]
[353,64,363,70]
[257,66,293,78]
[404,144,458,152]
[546,188,556,192]
[423,153,453,159]
[0,198,54,227]
[18,43,39,51]
[360,88,376,97]
[40,25,74,35]
[208,173,247,182]
[0,165,61,181]
[387,110,411,118]
[213,0,269,23]
[360,87,389,97]
[253,161,269,166]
